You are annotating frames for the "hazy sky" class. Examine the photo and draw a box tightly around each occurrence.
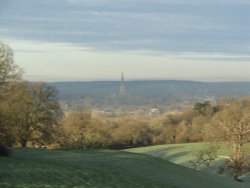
[1,0,250,81]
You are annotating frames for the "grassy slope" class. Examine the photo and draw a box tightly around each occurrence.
[126,143,250,183]
[0,148,247,188]
[126,143,215,164]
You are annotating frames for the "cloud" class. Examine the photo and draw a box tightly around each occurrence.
[65,0,250,6]
[1,0,250,55]
[5,37,250,82]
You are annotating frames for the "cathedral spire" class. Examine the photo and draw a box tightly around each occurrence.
[120,71,126,96]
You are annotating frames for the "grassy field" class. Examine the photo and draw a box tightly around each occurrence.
[126,143,250,182]
[126,143,219,164]
[0,148,248,188]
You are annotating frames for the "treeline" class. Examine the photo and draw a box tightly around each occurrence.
[56,113,152,149]
[54,99,230,149]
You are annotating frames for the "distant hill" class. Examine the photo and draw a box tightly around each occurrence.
[50,80,250,98]
[49,80,250,106]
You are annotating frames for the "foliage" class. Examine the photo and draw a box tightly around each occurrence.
[211,99,250,181]
[0,42,22,146]
[59,111,114,148]
[151,109,212,144]
[59,111,92,148]
[2,81,62,147]
[57,99,222,149]
[59,113,152,149]
[193,101,217,116]
[0,43,22,85]
[111,118,152,148]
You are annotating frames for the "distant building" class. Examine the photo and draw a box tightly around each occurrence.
[100,109,116,116]
[120,71,126,96]
[149,108,161,116]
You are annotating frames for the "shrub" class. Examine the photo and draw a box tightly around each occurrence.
[0,145,10,157]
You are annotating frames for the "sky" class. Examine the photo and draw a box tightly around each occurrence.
[1,0,250,82]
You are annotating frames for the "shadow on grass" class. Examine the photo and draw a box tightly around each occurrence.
[166,151,191,161]
[144,146,186,159]
[145,146,184,153]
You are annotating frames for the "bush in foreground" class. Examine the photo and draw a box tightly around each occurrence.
[0,145,10,157]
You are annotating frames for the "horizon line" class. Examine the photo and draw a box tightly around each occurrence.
[26,79,250,83]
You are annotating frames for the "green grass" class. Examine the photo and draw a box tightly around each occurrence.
[126,143,216,164]
[0,148,248,188]
[126,143,250,183]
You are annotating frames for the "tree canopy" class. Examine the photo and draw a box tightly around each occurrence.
[0,43,62,148]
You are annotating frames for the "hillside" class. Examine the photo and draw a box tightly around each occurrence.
[127,143,220,164]
[0,148,247,188]
[127,143,250,183]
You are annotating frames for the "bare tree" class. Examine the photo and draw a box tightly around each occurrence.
[190,143,220,170]
[212,99,250,181]
[0,43,22,85]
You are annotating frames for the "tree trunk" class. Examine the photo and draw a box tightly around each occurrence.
[20,139,27,148]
